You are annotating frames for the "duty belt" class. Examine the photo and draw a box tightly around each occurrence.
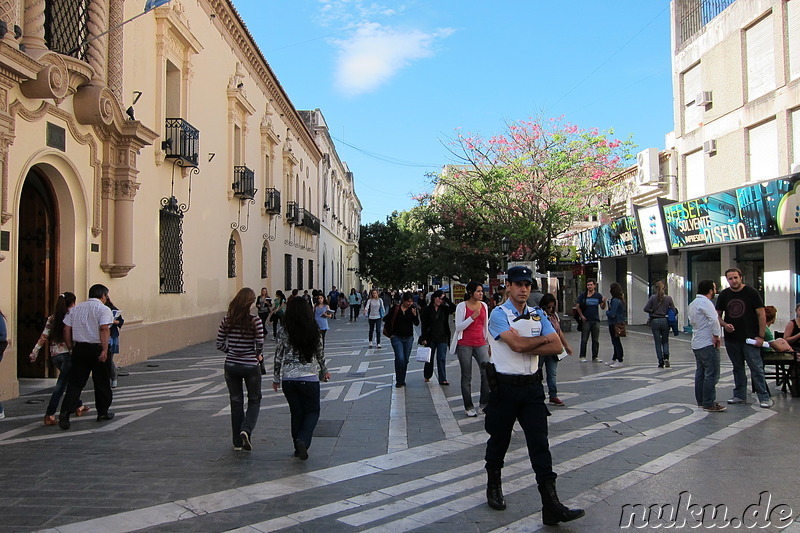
[495,370,542,385]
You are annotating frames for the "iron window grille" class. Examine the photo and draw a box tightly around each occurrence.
[284,254,292,291]
[45,0,89,61]
[261,243,269,279]
[163,118,200,167]
[297,258,304,290]
[232,166,256,199]
[265,188,281,214]
[228,236,236,278]
[286,201,299,224]
[159,197,184,294]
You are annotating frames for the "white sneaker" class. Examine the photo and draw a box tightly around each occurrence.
[368,341,373,348]
[465,408,477,417]
[593,358,603,363]
[377,344,382,349]
[0,410,5,420]
[760,398,774,408]
[609,361,624,368]
[727,397,745,404]
[580,358,587,363]
[111,380,118,389]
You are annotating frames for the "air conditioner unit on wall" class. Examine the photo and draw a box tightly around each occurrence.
[636,148,659,185]
[703,139,717,154]
[695,91,712,106]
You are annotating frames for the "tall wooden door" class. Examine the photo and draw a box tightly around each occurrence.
[17,170,57,378]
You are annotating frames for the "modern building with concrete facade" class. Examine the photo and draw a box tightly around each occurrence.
[0,0,360,402]
[577,0,800,332]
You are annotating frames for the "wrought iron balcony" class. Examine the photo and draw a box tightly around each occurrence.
[303,210,320,235]
[286,201,300,224]
[265,188,281,214]
[232,166,256,199]
[163,118,200,167]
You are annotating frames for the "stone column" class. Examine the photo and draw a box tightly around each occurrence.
[0,0,18,43]
[86,0,107,82]
[22,0,45,52]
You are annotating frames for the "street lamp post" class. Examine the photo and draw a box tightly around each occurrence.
[500,237,510,272]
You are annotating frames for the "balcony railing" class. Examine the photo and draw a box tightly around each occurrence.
[265,188,281,214]
[675,0,735,47]
[303,210,320,235]
[163,118,200,167]
[45,0,89,61]
[286,201,299,224]
[232,166,256,199]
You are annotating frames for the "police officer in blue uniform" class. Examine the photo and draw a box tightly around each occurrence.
[484,265,584,526]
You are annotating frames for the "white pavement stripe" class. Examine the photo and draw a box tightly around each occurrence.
[359,406,770,533]
[388,385,408,452]
[427,382,462,439]
[2,409,160,446]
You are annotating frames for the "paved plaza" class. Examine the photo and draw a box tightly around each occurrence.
[2,317,800,532]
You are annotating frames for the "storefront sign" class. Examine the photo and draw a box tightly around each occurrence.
[662,174,800,249]
[634,203,669,255]
[576,216,642,260]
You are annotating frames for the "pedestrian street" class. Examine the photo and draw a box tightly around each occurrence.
[2,319,800,532]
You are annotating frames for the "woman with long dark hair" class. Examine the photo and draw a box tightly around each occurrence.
[420,289,454,385]
[216,288,264,451]
[104,296,124,389]
[273,297,330,460]
[643,281,676,368]
[384,292,419,388]
[363,289,384,349]
[29,292,90,424]
[313,293,334,348]
[451,281,490,417]
[606,283,627,368]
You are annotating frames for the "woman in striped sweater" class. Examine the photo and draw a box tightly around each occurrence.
[216,287,264,451]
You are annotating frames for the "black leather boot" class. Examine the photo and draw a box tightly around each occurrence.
[537,479,585,525]
[486,468,506,510]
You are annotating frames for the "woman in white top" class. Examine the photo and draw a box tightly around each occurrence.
[363,289,385,349]
[451,281,491,417]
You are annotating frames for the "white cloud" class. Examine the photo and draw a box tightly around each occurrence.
[333,22,454,97]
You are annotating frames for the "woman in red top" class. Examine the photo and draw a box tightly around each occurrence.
[450,281,491,417]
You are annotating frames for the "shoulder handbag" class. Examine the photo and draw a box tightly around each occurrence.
[383,306,398,338]
[614,322,627,337]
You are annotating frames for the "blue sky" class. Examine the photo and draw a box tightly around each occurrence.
[233,1,674,223]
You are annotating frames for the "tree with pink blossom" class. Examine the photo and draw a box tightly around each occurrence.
[415,116,635,274]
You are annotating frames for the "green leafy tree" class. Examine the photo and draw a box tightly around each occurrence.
[358,212,421,289]
[417,116,635,273]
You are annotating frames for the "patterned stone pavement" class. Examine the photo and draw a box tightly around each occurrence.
[2,317,800,532]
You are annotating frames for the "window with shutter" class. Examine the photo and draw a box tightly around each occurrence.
[789,1,800,80]
[682,64,702,133]
[746,14,775,101]
[748,119,778,182]
[685,150,705,199]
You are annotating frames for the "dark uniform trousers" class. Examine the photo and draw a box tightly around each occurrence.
[61,342,113,416]
[484,377,557,485]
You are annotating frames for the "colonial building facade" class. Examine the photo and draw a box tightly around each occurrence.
[0,1,360,401]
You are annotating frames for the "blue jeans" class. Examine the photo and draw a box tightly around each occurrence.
[224,362,262,447]
[608,323,624,362]
[693,345,720,407]
[423,342,449,383]
[456,344,490,410]
[726,341,769,403]
[537,356,559,398]
[650,317,670,364]
[46,352,83,416]
[391,336,414,385]
[580,320,600,359]
[282,379,321,449]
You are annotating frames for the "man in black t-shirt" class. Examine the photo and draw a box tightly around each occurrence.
[715,268,771,408]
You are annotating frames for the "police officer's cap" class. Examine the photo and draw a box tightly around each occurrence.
[507,266,533,283]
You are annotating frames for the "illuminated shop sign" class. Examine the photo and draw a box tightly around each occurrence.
[577,216,642,260]
[633,203,669,255]
[661,174,800,250]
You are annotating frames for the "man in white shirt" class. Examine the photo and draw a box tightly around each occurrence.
[59,284,115,430]
[688,280,725,412]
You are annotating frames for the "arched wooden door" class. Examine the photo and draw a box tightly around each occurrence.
[17,169,58,378]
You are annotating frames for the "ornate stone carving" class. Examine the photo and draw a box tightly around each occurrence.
[20,52,69,100]
[73,84,115,126]
[115,179,140,200]
[107,0,123,101]
[86,0,107,81]
[22,0,46,51]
